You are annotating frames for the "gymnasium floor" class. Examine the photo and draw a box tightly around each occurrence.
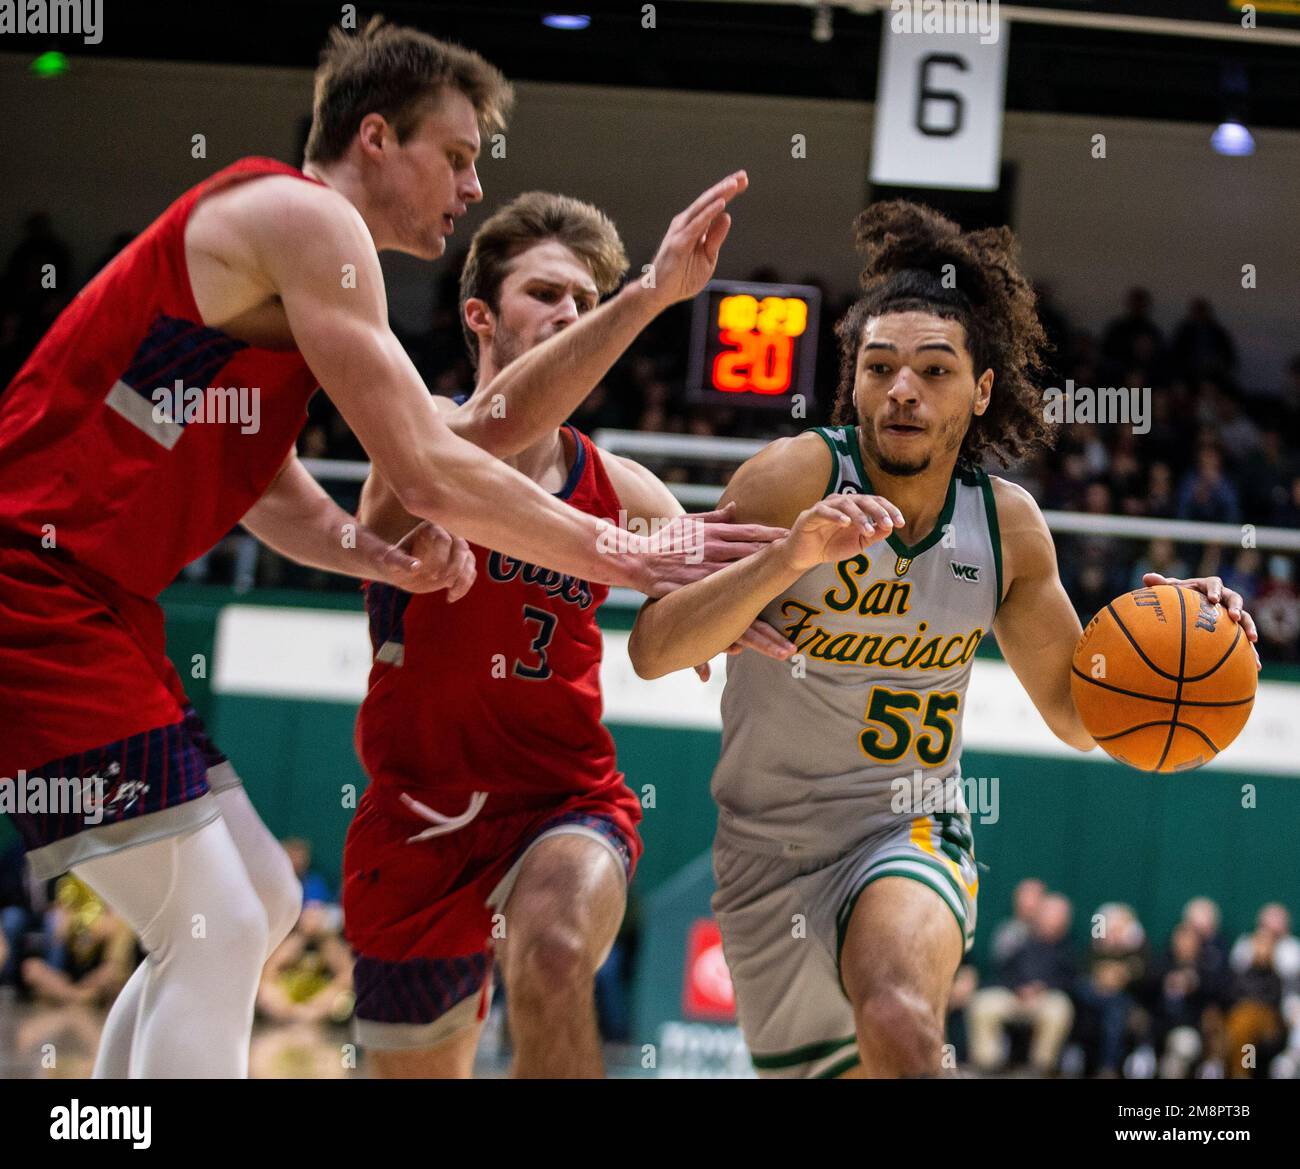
[0,990,660,1079]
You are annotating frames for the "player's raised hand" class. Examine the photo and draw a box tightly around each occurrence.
[779,493,905,574]
[635,501,788,598]
[370,520,477,600]
[692,618,796,682]
[1142,572,1261,669]
[646,171,748,307]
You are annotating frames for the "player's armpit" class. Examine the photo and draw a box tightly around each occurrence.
[600,451,685,526]
[357,468,418,546]
[991,478,1095,752]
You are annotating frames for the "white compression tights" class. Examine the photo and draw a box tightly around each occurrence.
[74,784,302,1078]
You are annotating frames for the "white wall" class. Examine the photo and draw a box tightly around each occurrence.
[3,53,1297,388]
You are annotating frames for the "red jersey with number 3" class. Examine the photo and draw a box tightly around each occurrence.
[356,425,638,831]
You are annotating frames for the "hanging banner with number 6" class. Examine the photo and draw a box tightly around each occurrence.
[869,8,1010,191]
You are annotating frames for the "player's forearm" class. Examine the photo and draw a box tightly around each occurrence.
[629,541,804,679]
[448,282,665,457]
[241,458,374,578]
[1014,646,1095,751]
[1058,697,1097,751]
[398,433,651,590]
[358,470,419,545]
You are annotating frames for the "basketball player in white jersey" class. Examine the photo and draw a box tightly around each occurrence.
[629,201,1260,1077]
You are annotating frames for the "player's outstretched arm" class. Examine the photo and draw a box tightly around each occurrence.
[989,478,1095,751]
[599,450,795,677]
[628,434,901,679]
[244,181,680,594]
[242,452,476,598]
[448,172,748,457]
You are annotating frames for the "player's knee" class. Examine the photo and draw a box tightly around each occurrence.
[512,924,595,999]
[167,888,269,981]
[855,985,943,1075]
[221,896,272,970]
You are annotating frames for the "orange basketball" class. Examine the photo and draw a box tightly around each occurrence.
[1070,584,1257,772]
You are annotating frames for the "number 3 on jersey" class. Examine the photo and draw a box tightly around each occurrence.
[858,685,959,766]
[514,605,558,680]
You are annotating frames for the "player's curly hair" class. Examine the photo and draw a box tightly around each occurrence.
[831,200,1055,468]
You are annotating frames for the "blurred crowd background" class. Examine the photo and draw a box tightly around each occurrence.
[949,878,1300,1080]
[5,216,1295,657]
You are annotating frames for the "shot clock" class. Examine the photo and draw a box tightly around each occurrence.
[687,280,821,410]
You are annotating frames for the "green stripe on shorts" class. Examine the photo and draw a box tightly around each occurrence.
[750,1032,858,1070]
[814,1051,863,1079]
[835,864,971,986]
[837,853,968,937]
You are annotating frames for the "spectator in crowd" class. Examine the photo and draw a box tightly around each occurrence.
[1132,538,1188,589]
[281,837,333,908]
[1075,902,1149,1077]
[1145,461,1178,519]
[257,903,354,1026]
[0,841,44,989]
[1255,558,1300,663]
[968,893,1077,1075]
[1171,298,1236,383]
[1102,287,1164,373]
[1236,429,1295,522]
[1182,896,1231,973]
[19,875,135,1008]
[1147,922,1225,1079]
[1230,904,1300,993]
[1072,562,1117,626]
[0,212,74,389]
[1276,474,1300,530]
[1210,388,1261,469]
[1221,548,1263,605]
[1223,927,1286,1078]
[990,878,1046,968]
[1177,446,1240,525]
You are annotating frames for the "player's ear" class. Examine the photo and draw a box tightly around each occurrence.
[356,112,391,160]
[463,297,495,345]
[973,368,994,416]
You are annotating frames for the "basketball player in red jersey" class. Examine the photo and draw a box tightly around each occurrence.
[0,20,767,1077]
[343,191,792,1077]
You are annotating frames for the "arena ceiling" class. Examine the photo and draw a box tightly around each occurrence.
[13,0,1300,131]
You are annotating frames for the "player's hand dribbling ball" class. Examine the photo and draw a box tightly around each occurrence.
[1070,584,1257,772]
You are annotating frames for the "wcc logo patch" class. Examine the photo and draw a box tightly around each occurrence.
[950,561,981,583]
